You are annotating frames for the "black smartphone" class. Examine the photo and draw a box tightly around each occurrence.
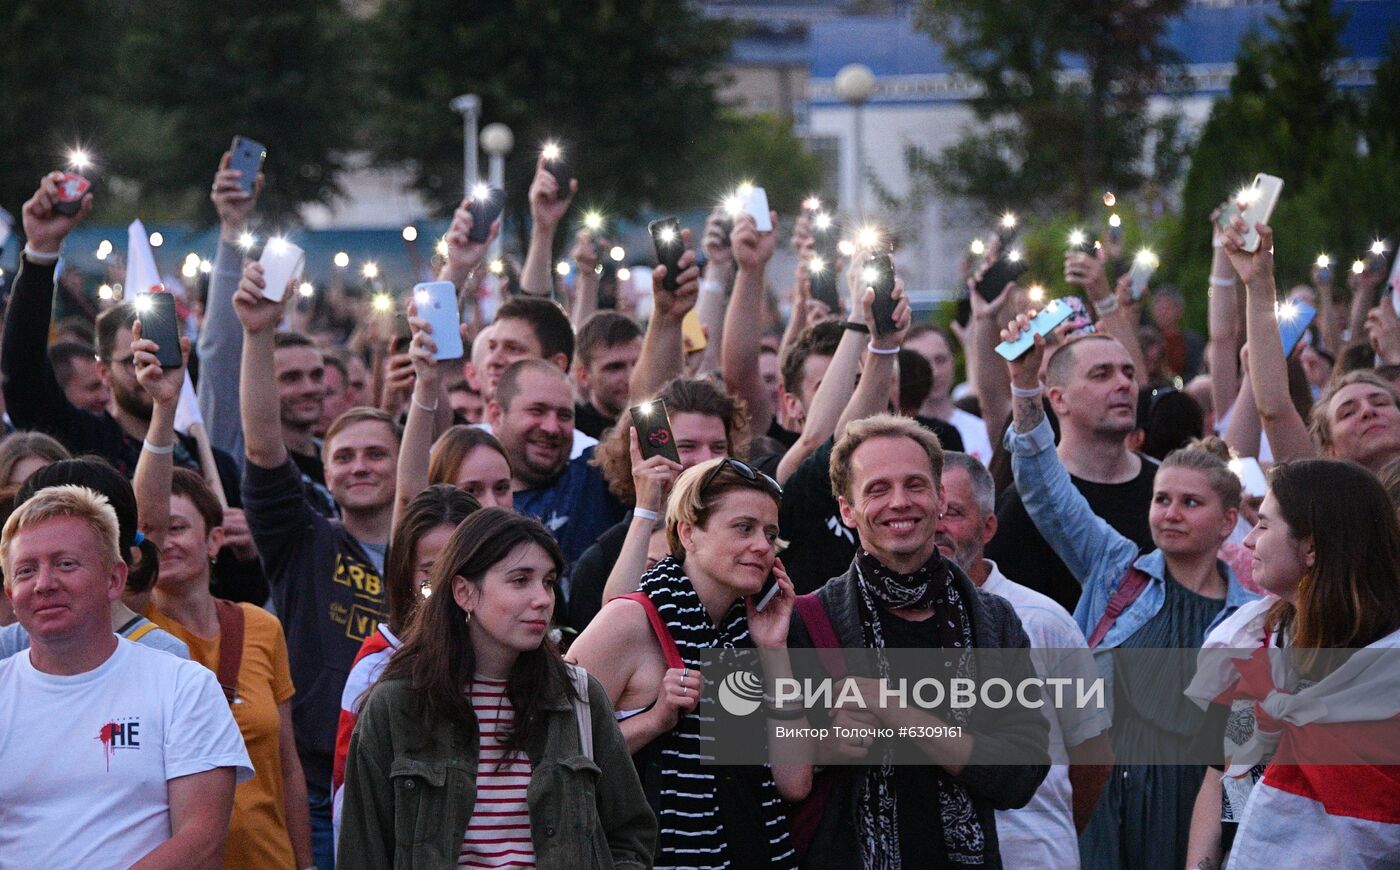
[630,399,681,463]
[811,214,841,263]
[53,172,94,217]
[808,259,841,313]
[229,136,266,195]
[974,254,1030,302]
[755,572,780,612]
[649,217,685,292]
[995,216,1018,248]
[390,311,413,355]
[545,154,573,200]
[467,187,505,243]
[865,254,898,337]
[1067,232,1098,256]
[138,293,183,369]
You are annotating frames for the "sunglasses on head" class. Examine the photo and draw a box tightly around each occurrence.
[698,458,782,500]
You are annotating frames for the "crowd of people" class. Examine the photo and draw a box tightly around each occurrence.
[0,135,1397,870]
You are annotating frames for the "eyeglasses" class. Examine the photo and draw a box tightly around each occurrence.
[698,457,782,500]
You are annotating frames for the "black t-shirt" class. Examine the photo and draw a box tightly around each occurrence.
[987,454,1156,613]
[574,400,616,440]
[778,438,857,595]
[766,416,800,450]
[563,514,632,632]
[914,415,965,453]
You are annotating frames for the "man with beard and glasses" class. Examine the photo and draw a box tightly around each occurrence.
[786,414,1048,870]
[935,452,1112,870]
[487,359,622,593]
[1,174,267,603]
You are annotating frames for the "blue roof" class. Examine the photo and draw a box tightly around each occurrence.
[806,1,1400,80]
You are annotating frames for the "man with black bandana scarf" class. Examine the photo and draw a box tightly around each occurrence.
[786,414,1049,869]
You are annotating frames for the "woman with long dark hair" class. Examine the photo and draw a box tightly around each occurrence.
[1187,459,1400,868]
[330,484,478,847]
[338,509,655,868]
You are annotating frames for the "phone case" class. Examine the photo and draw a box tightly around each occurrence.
[546,157,572,200]
[1129,260,1157,301]
[630,400,681,463]
[467,187,505,243]
[229,136,266,195]
[139,293,183,368]
[259,239,305,303]
[755,574,781,612]
[743,187,773,232]
[412,281,464,361]
[1278,300,1316,357]
[649,217,685,291]
[996,298,1073,361]
[809,260,842,313]
[866,254,897,336]
[53,172,93,216]
[975,255,1029,302]
[1239,173,1284,253]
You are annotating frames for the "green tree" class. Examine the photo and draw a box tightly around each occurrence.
[0,0,123,220]
[363,0,732,231]
[914,0,1187,217]
[112,0,361,222]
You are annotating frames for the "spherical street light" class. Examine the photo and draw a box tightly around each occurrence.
[481,123,514,157]
[834,63,876,105]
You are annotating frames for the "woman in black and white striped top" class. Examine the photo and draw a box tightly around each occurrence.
[570,458,810,869]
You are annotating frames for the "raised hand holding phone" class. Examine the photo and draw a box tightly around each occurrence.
[630,399,682,463]
[413,281,464,360]
[22,172,92,255]
[229,136,266,196]
[258,238,305,303]
[134,292,185,369]
[997,299,1073,362]
[130,319,189,405]
[1233,173,1283,253]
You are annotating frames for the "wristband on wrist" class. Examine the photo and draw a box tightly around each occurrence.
[1093,294,1119,317]
[1209,275,1236,288]
[411,394,438,413]
[699,279,724,296]
[866,342,900,356]
[1010,383,1044,399]
[839,320,869,334]
[632,507,659,523]
[142,439,175,455]
[22,245,60,264]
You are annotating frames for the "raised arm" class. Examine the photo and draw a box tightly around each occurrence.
[392,299,446,531]
[599,429,682,601]
[965,260,1016,440]
[436,195,499,293]
[1205,213,1243,426]
[629,231,699,402]
[1067,251,1147,386]
[570,229,602,325]
[520,155,577,297]
[132,322,191,549]
[235,261,293,469]
[722,212,779,437]
[1222,220,1316,463]
[197,151,264,464]
[695,209,735,373]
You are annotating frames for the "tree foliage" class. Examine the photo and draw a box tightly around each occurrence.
[913,0,1187,217]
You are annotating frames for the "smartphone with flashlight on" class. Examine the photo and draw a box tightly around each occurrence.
[467,186,505,243]
[974,251,1029,303]
[543,145,572,200]
[742,186,773,233]
[1066,230,1098,256]
[1129,251,1159,301]
[1231,456,1269,500]
[259,238,305,303]
[649,217,686,291]
[995,213,1019,247]
[137,292,184,369]
[865,253,898,337]
[53,172,94,217]
[413,281,464,361]
[1277,300,1317,357]
[1235,173,1284,253]
[996,298,1074,361]
[808,257,842,313]
[229,136,266,196]
[629,399,681,463]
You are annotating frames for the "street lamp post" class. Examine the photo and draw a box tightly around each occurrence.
[834,63,876,218]
[480,122,514,262]
[450,94,481,196]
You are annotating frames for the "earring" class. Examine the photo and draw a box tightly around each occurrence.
[464,609,473,626]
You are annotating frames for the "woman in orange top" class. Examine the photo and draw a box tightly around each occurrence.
[132,328,313,869]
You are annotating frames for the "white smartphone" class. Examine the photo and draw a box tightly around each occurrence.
[743,186,773,232]
[996,298,1073,361]
[1230,456,1268,499]
[413,281,464,361]
[1129,251,1158,301]
[259,238,305,303]
[1237,173,1284,253]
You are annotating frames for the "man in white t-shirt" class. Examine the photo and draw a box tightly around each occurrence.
[906,325,994,463]
[0,484,251,869]
[935,453,1114,870]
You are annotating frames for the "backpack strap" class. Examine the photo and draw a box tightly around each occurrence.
[1086,566,1151,649]
[566,664,594,761]
[794,594,848,680]
[123,621,159,643]
[614,592,685,670]
[214,599,246,705]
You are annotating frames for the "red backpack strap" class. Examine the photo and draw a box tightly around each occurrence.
[1086,566,1151,648]
[213,599,246,705]
[794,594,849,680]
[614,592,685,670]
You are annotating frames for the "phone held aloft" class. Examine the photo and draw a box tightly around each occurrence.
[137,292,184,369]
[865,254,898,337]
[649,217,685,292]
[413,281,465,361]
[630,399,681,464]
[468,187,505,243]
[995,298,1074,362]
[229,136,266,196]
[53,172,93,217]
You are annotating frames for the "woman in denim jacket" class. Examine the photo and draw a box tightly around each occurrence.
[339,509,656,869]
[1000,321,1256,870]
